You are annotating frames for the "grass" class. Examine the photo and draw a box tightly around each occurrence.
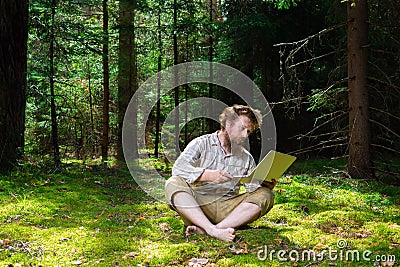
[0,158,399,266]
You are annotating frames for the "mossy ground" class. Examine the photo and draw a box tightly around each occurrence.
[0,158,399,266]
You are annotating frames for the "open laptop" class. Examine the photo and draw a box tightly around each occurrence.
[236,150,296,183]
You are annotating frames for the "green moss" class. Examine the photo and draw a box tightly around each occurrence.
[0,159,399,266]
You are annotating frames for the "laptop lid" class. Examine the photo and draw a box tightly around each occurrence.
[240,150,296,183]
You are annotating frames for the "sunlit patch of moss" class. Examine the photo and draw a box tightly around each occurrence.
[0,158,399,266]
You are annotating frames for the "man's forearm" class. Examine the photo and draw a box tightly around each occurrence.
[198,169,234,183]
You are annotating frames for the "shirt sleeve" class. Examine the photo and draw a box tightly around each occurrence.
[172,137,205,183]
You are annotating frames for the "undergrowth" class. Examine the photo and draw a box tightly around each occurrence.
[0,158,398,266]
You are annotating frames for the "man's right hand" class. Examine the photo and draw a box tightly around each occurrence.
[199,169,233,183]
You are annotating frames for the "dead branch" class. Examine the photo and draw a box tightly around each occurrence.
[369,119,400,140]
[284,39,309,65]
[287,50,339,69]
[290,137,347,153]
[370,107,400,121]
[290,130,347,140]
[377,136,398,147]
[370,49,400,56]
[268,96,308,107]
[373,168,400,176]
[314,109,347,120]
[374,160,400,168]
[290,143,348,155]
[273,22,347,47]
[292,111,348,140]
[368,76,400,93]
[371,144,400,155]
[368,61,396,87]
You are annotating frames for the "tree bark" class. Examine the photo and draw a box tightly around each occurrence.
[50,0,61,167]
[102,0,110,164]
[117,0,138,161]
[173,0,180,153]
[208,0,215,133]
[0,0,29,171]
[154,8,162,158]
[347,0,374,178]
[87,63,95,154]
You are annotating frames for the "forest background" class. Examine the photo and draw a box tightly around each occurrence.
[1,0,400,181]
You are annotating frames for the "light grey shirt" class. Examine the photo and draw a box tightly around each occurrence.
[172,132,256,196]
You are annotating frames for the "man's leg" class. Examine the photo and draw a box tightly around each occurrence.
[165,176,235,242]
[215,186,275,229]
[172,192,235,242]
[216,202,261,229]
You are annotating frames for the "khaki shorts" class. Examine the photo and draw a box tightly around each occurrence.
[165,176,275,225]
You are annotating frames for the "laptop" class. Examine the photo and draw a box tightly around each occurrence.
[236,150,296,183]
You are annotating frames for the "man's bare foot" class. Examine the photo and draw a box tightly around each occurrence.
[207,227,235,242]
[185,225,205,236]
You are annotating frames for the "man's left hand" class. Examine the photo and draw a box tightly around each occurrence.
[261,179,277,190]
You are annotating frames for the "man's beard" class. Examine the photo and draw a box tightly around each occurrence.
[228,136,246,151]
[232,138,245,146]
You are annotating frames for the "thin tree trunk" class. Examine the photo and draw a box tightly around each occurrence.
[102,0,110,165]
[50,0,61,167]
[173,0,180,153]
[208,0,214,133]
[154,8,162,158]
[87,62,95,154]
[347,0,374,178]
[0,0,29,170]
[184,35,189,146]
[117,0,138,161]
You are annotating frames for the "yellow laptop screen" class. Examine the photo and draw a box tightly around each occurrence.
[239,150,296,183]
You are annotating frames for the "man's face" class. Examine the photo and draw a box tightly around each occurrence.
[225,115,254,146]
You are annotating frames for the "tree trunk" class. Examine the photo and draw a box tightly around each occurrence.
[50,0,61,167]
[154,8,162,158]
[347,0,374,178]
[184,35,189,146]
[117,0,138,161]
[87,63,95,154]
[102,0,110,165]
[0,0,29,171]
[208,0,215,133]
[173,0,180,153]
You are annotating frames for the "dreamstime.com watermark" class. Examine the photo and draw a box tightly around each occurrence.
[257,239,396,264]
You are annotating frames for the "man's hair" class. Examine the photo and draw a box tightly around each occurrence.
[219,104,262,131]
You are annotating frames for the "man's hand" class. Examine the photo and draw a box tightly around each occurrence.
[261,179,277,190]
[199,169,234,183]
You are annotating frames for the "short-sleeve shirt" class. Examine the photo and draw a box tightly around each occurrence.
[172,132,256,196]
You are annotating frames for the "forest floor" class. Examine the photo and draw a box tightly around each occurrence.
[0,157,399,267]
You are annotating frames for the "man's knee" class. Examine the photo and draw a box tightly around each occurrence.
[165,175,187,188]
[251,186,275,217]
[165,176,193,205]
[260,186,275,202]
